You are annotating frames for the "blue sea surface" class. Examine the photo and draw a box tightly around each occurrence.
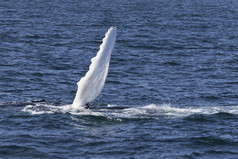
[1,0,238,158]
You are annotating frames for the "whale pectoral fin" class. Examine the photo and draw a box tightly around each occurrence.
[72,26,117,108]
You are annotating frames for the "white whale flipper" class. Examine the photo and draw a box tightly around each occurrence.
[72,26,117,108]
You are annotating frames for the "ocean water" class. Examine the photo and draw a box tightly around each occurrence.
[1,0,238,158]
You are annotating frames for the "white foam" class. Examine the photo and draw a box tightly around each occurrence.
[22,103,65,115]
[22,103,238,119]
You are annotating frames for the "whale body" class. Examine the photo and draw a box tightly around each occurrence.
[72,27,117,108]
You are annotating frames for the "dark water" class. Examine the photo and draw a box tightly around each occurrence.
[1,0,238,158]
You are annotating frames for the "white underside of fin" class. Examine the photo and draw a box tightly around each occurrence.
[72,27,117,108]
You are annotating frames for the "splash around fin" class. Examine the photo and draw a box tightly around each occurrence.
[82,102,129,110]
[89,106,130,110]
[85,105,130,110]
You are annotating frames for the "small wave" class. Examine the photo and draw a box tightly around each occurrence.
[21,103,238,119]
